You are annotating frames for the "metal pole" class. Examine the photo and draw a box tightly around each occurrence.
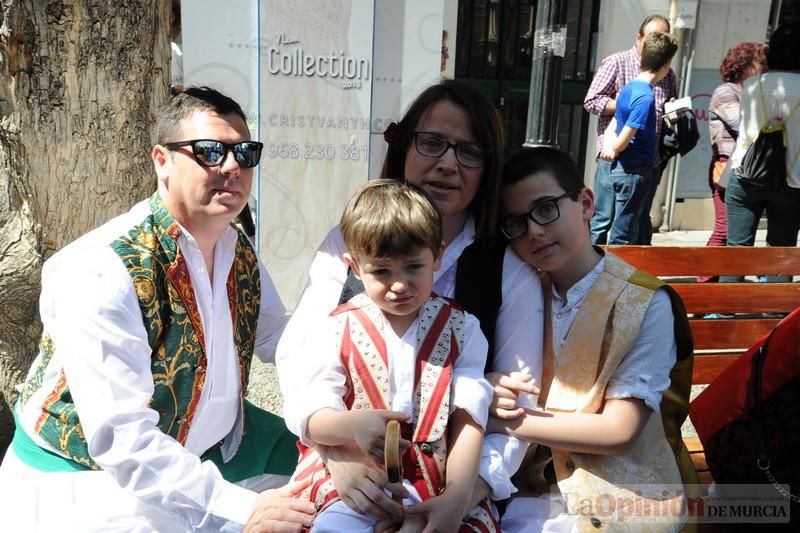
[523,0,567,148]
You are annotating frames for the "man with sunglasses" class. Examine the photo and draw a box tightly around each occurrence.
[0,87,315,532]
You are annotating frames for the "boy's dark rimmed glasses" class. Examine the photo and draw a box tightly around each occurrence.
[413,131,488,168]
[500,190,580,240]
[164,139,264,168]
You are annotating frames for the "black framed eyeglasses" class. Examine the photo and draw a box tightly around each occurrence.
[163,139,264,168]
[413,131,488,168]
[500,190,580,240]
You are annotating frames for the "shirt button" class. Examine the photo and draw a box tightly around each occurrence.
[590,516,602,528]
[177,417,187,425]
[419,442,433,455]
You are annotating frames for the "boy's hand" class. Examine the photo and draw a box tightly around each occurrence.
[600,136,618,161]
[486,371,539,420]
[320,443,407,520]
[600,147,618,162]
[404,490,468,533]
[349,410,410,463]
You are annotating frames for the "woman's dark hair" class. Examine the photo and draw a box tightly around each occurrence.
[502,147,584,200]
[380,79,504,245]
[719,42,767,83]
[767,22,800,71]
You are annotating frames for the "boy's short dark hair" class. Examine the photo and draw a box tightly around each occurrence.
[640,32,678,73]
[340,179,442,260]
[502,147,583,200]
[156,86,248,144]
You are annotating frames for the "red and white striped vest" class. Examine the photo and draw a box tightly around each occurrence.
[291,293,498,532]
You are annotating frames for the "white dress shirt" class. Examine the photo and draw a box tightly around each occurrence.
[7,198,288,530]
[276,218,544,499]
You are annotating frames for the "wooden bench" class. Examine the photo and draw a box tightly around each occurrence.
[605,245,800,486]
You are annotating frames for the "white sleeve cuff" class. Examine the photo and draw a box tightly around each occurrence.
[207,481,258,526]
[606,374,661,412]
[479,433,528,500]
[451,374,492,430]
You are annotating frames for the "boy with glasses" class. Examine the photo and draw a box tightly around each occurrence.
[490,147,694,531]
[0,87,315,532]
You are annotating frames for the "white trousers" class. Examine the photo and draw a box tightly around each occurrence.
[0,446,289,533]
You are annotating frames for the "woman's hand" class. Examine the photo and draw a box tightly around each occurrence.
[404,490,469,533]
[486,371,539,420]
[319,443,407,520]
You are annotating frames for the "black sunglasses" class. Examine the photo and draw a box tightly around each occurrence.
[164,139,263,168]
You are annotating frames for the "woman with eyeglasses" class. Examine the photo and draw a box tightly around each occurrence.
[276,79,544,527]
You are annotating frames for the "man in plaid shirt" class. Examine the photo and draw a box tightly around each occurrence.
[584,14,677,245]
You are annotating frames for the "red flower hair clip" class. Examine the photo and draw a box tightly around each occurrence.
[383,122,410,145]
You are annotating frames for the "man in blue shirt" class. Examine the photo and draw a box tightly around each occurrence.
[590,31,678,244]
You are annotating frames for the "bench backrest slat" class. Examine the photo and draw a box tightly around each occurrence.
[606,245,800,276]
[603,245,800,388]
[690,318,781,350]
[674,283,800,314]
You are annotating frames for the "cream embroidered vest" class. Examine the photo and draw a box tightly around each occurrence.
[543,253,687,532]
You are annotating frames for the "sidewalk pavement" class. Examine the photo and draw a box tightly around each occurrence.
[652,228,770,247]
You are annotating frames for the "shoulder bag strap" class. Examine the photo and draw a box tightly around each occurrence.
[750,322,800,502]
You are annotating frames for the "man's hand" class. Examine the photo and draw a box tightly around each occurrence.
[321,443,407,520]
[244,478,316,533]
[486,371,539,420]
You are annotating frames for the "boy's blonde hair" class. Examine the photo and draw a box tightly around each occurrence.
[340,179,442,259]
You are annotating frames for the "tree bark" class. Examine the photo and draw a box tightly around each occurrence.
[0,0,170,453]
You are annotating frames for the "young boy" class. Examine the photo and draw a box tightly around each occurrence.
[282,179,499,532]
[490,148,694,532]
[590,31,679,244]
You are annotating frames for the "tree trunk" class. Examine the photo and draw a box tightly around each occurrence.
[0,0,170,454]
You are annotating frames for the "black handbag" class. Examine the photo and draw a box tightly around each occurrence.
[734,75,799,191]
[734,128,786,191]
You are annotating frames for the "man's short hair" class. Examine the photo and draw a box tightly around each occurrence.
[640,32,678,73]
[638,14,670,35]
[340,179,442,260]
[156,86,248,144]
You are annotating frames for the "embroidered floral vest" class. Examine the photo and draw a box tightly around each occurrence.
[542,253,687,532]
[22,193,260,469]
[291,294,499,532]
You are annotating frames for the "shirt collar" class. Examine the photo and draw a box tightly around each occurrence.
[552,256,606,309]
